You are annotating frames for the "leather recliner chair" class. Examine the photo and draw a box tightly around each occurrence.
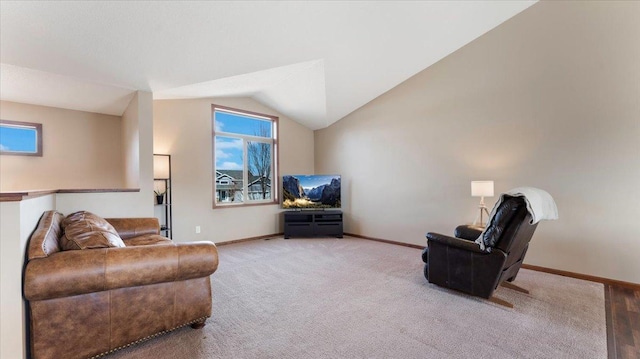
[23,210,219,359]
[422,196,538,307]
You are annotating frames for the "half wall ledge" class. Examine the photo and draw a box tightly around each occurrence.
[0,188,140,202]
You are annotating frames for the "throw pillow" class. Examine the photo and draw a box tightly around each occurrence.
[60,211,126,250]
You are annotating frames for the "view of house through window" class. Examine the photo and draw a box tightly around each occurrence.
[213,106,277,206]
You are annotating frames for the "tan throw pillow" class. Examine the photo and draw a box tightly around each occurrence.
[60,211,126,250]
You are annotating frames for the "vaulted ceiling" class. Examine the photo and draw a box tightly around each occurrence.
[0,1,536,130]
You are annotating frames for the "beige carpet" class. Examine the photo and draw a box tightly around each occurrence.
[108,237,606,358]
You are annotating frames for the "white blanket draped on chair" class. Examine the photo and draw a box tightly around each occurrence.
[475,187,558,250]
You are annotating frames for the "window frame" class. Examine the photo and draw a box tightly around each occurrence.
[212,104,279,208]
[0,120,43,157]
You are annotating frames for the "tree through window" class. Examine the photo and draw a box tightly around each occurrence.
[212,105,278,207]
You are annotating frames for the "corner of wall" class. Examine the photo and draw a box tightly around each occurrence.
[121,92,140,188]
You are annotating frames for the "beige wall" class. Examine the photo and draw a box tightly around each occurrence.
[315,1,640,283]
[0,101,124,190]
[153,97,314,244]
[57,91,156,218]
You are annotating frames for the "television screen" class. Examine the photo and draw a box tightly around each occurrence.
[282,174,341,209]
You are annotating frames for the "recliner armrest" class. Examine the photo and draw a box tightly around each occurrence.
[426,232,485,253]
[24,241,218,301]
[454,225,484,241]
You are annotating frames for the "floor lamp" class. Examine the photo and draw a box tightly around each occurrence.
[472,180,494,227]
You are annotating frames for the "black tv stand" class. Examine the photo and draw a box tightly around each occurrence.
[283,210,343,239]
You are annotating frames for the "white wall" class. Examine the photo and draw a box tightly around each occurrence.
[0,194,56,359]
[153,97,315,243]
[55,191,151,218]
[315,1,640,283]
[0,101,124,190]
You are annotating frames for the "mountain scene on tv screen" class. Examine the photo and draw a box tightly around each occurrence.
[282,175,341,209]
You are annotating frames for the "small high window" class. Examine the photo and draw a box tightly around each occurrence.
[0,120,43,156]
[212,105,278,207]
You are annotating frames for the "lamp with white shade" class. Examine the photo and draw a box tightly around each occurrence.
[153,155,171,179]
[471,180,494,227]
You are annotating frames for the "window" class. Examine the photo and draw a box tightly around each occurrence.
[212,105,278,207]
[0,120,43,156]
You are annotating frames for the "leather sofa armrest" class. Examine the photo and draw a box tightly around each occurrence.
[24,241,218,301]
[426,232,485,254]
[454,225,484,241]
[105,218,160,239]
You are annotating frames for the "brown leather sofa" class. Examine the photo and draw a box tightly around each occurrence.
[24,210,219,359]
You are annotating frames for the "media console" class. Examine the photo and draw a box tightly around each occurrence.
[283,210,343,239]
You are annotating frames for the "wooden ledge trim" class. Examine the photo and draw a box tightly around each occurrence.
[0,188,141,202]
[56,188,140,194]
[0,190,57,202]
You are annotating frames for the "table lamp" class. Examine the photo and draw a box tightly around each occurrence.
[471,180,494,227]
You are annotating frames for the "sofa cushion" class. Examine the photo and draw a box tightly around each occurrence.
[60,211,126,250]
[125,234,172,247]
[105,218,160,240]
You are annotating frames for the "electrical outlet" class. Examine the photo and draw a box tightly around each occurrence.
[195,226,201,234]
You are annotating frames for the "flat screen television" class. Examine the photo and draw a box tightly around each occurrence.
[282,174,341,209]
